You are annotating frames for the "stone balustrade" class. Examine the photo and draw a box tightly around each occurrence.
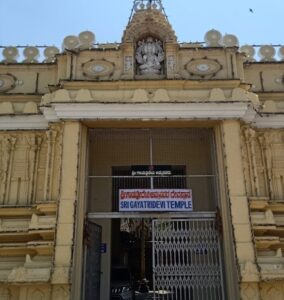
[1,43,283,63]
[240,44,284,62]
[0,29,283,63]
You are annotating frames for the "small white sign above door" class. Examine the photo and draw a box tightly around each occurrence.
[119,189,193,212]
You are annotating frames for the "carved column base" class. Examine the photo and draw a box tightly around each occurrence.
[241,283,261,300]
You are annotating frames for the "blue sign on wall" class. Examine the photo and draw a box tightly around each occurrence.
[100,243,107,253]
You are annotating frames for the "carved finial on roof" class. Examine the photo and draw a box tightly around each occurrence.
[129,0,168,23]
[123,0,176,43]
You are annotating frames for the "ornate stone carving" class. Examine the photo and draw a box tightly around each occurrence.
[30,289,45,300]
[131,89,149,102]
[8,266,51,282]
[241,261,260,282]
[209,88,226,101]
[0,102,14,114]
[244,128,260,197]
[240,127,284,199]
[51,267,69,284]
[261,284,283,299]
[0,288,11,300]
[185,58,222,77]
[23,102,38,114]
[0,128,62,205]
[124,56,133,73]
[82,59,114,78]
[241,126,284,287]
[0,74,16,93]
[167,55,176,72]
[133,0,164,12]
[153,89,170,102]
[4,136,16,205]
[241,283,260,300]
[75,89,93,102]
[52,286,69,300]
[136,37,164,75]
[8,267,26,282]
[44,130,58,202]
[122,7,177,43]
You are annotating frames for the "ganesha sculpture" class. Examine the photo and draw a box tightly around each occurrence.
[136,37,164,75]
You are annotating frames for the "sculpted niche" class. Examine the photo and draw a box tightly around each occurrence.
[136,37,164,75]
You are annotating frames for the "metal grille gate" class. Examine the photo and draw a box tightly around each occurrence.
[152,216,224,300]
[84,222,102,300]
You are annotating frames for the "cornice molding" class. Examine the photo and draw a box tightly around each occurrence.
[41,102,284,128]
[41,102,254,121]
[0,104,281,130]
[60,79,246,91]
[0,115,48,130]
[253,114,284,129]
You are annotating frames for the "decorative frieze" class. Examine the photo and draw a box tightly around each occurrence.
[0,101,39,115]
[243,127,284,283]
[0,287,11,300]
[0,126,62,206]
[0,203,56,288]
[41,87,258,104]
[260,282,284,299]
[242,127,284,200]
[52,286,70,300]
[0,284,69,300]
[242,128,284,266]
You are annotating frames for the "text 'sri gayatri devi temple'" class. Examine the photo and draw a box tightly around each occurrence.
[0,1,284,299]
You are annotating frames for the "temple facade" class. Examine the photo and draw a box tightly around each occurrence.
[0,1,284,299]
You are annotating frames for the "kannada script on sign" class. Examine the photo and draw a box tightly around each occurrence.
[119,189,193,212]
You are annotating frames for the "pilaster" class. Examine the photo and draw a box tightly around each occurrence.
[120,43,135,80]
[70,125,88,300]
[165,43,179,79]
[51,121,81,290]
[222,120,260,299]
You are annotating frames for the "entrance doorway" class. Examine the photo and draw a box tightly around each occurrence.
[111,217,153,293]
[85,213,224,300]
[85,128,225,299]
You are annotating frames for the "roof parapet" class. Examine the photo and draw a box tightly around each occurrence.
[0,28,283,64]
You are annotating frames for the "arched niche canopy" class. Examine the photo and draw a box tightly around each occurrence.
[122,9,177,44]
